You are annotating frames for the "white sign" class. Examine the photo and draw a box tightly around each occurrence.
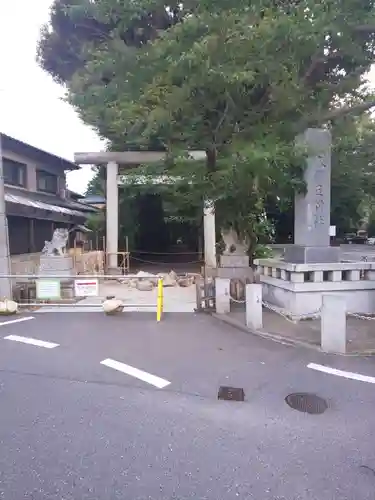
[329,225,336,237]
[74,279,99,297]
[36,279,61,300]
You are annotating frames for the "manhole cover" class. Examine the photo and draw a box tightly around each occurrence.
[218,386,245,402]
[359,465,375,477]
[285,393,328,414]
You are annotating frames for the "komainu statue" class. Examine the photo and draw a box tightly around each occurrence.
[41,228,69,256]
[221,228,248,255]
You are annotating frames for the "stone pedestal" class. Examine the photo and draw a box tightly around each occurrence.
[284,245,340,264]
[216,254,253,302]
[39,255,74,282]
[216,254,253,280]
[255,259,375,317]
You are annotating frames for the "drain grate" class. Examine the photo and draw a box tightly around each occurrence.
[285,393,328,414]
[218,386,245,402]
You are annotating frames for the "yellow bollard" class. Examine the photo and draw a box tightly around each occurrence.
[157,278,163,322]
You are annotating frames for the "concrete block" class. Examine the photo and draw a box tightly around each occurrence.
[215,278,230,314]
[290,272,304,283]
[321,294,346,354]
[271,267,279,278]
[345,270,360,281]
[284,245,340,264]
[246,284,263,330]
[366,270,375,281]
[312,271,323,282]
[216,267,254,280]
[328,270,342,282]
[263,267,271,277]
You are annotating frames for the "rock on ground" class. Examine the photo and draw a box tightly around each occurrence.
[136,280,154,292]
[177,277,193,287]
[116,270,198,290]
[102,298,124,314]
[0,299,18,315]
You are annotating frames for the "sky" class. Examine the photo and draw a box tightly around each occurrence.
[0,0,105,195]
[1,1,375,197]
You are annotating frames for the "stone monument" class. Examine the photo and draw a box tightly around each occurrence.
[253,128,375,318]
[284,128,340,263]
[39,228,74,281]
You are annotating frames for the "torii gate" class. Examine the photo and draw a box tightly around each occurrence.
[74,151,216,272]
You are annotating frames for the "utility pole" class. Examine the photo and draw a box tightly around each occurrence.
[0,134,12,298]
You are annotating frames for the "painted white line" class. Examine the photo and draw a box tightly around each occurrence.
[0,316,34,326]
[4,335,59,349]
[308,362,375,384]
[100,358,171,389]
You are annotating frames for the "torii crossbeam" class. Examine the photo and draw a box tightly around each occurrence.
[74,151,216,272]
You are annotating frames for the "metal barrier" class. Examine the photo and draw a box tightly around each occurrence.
[3,274,164,322]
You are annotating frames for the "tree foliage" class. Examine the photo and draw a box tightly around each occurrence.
[38,0,375,251]
[331,113,375,233]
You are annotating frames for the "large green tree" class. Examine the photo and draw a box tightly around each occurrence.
[38,0,375,253]
[331,113,375,234]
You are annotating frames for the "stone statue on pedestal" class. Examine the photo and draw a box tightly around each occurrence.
[221,228,248,255]
[39,228,73,282]
[41,228,69,256]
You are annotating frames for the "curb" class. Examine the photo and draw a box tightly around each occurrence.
[209,312,375,357]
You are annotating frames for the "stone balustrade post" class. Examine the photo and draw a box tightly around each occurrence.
[215,278,230,314]
[246,284,263,330]
[321,294,347,354]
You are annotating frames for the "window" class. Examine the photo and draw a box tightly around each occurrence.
[37,170,58,193]
[2,158,27,187]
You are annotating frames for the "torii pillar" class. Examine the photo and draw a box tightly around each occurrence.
[106,161,119,271]
[74,151,216,273]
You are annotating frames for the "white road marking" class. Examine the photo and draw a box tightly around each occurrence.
[308,362,375,384]
[0,316,34,326]
[4,335,59,349]
[100,358,171,389]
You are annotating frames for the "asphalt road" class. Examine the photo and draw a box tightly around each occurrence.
[0,312,375,499]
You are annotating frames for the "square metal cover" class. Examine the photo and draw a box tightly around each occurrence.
[218,386,245,402]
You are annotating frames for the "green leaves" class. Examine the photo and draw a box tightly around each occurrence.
[39,0,375,247]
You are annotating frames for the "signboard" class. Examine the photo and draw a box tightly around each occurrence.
[74,279,99,297]
[36,279,61,300]
[329,225,336,237]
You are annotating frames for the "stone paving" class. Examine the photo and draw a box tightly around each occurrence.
[226,305,375,354]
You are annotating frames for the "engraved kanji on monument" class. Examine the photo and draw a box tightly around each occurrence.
[284,128,340,263]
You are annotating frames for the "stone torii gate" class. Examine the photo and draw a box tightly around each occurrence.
[74,151,216,272]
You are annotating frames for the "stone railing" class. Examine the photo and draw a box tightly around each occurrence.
[254,259,375,284]
[254,259,375,316]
